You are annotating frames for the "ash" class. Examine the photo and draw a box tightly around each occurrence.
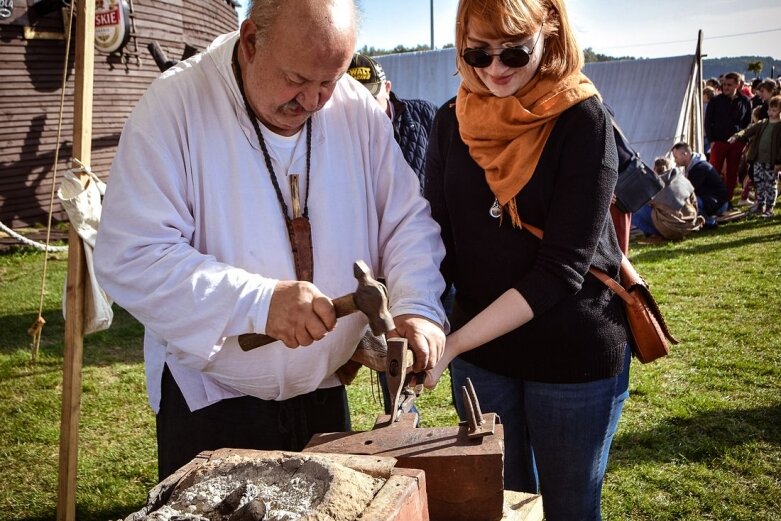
[132,453,384,521]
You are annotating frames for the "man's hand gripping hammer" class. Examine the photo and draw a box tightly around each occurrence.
[237,260,395,351]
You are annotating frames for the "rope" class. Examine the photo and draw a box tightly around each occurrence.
[0,220,67,252]
[29,0,76,363]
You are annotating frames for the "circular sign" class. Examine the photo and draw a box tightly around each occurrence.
[95,0,130,53]
[0,0,14,21]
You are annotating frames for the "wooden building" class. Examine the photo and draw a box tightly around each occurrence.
[0,0,239,228]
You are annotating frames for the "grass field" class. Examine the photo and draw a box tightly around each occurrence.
[1,215,779,520]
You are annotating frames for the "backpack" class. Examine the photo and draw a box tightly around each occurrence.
[607,108,664,213]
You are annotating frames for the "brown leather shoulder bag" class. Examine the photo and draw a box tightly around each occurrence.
[523,222,677,363]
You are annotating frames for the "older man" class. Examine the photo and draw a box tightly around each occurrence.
[94,0,447,480]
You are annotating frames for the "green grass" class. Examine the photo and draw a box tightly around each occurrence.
[1,215,780,520]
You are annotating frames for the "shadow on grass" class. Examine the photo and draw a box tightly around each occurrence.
[0,357,62,380]
[611,403,781,468]
[0,306,144,366]
[12,504,140,521]
[631,228,781,264]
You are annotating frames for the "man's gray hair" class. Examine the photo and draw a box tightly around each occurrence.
[246,0,284,46]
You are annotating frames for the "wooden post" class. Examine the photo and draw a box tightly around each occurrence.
[57,0,94,519]
[694,30,704,154]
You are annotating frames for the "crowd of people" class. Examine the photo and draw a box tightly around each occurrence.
[88,0,777,519]
[632,72,780,242]
[704,72,780,216]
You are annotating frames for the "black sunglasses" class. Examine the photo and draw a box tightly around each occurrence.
[462,26,544,69]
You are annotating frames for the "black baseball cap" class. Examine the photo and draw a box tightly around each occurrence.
[347,53,386,96]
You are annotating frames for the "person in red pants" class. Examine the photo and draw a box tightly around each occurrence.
[705,72,752,206]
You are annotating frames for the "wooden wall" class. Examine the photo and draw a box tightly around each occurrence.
[0,0,238,228]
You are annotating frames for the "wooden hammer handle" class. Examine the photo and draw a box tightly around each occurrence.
[237,332,276,350]
[238,292,358,351]
[332,294,356,317]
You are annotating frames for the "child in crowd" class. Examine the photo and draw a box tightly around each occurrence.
[736,105,765,206]
[729,95,781,217]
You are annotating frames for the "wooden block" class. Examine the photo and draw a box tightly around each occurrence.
[361,467,429,521]
[502,491,543,521]
[305,413,505,521]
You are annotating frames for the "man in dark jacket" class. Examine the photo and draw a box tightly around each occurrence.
[672,142,729,227]
[704,72,752,205]
[347,53,437,187]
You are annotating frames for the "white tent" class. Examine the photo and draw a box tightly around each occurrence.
[375,38,703,164]
[583,55,703,163]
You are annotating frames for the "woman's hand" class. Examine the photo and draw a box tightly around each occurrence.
[423,352,453,389]
[423,332,463,389]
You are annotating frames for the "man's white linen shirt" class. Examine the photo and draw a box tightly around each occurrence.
[94,32,447,412]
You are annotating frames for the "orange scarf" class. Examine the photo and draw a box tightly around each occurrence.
[457,72,599,227]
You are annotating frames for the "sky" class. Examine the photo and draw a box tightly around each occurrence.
[352,0,780,60]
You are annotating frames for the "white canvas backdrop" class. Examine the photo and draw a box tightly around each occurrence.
[375,50,701,163]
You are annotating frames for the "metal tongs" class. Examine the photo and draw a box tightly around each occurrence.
[385,337,424,423]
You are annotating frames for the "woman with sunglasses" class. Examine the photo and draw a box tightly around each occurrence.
[423,1,631,519]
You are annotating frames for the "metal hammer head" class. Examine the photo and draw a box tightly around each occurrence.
[352,260,396,336]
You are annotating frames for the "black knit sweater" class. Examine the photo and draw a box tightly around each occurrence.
[424,95,629,383]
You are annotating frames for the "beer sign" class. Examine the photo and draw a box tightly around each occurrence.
[0,0,13,21]
[95,0,130,53]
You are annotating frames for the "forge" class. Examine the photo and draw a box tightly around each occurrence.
[125,368,541,520]
[124,449,428,521]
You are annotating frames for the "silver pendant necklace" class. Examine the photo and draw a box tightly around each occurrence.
[489,198,502,218]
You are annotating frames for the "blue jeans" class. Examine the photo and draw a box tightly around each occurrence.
[631,204,658,236]
[450,348,631,521]
[697,197,729,226]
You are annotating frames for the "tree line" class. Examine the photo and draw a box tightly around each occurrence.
[359,44,628,63]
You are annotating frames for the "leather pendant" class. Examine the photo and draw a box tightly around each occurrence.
[287,216,314,282]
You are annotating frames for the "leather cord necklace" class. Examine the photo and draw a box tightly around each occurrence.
[232,42,314,281]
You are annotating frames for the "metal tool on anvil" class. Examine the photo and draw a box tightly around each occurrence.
[460,377,498,439]
[238,260,395,351]
[384,337,424,423]
[305,369,507,521]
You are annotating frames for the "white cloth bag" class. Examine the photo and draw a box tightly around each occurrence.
[57,167,114,334]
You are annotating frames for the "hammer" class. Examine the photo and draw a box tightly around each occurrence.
[237,260,396,351]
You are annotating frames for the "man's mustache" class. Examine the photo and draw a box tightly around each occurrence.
[282,99,325,113]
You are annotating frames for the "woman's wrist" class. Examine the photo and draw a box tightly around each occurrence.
[445,329,467,359]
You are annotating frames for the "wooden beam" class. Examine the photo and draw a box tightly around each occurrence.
[56,0,94,519]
